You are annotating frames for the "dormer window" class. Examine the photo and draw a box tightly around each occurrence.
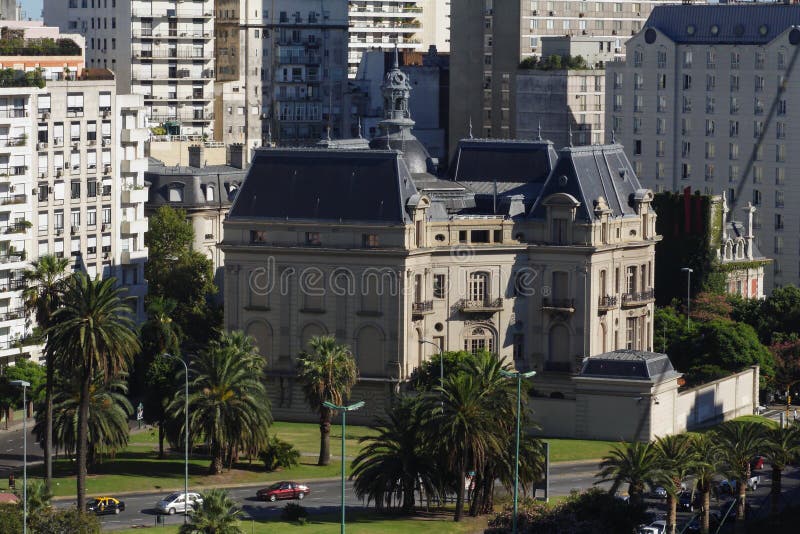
[205,184,214,202]
[168,183,184,202]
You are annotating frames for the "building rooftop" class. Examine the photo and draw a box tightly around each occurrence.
[644,4,800,45]
[580,350,681,382]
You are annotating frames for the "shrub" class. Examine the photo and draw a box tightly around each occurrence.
[0,503,22,534]
[29,507,101,534]
[281,502,308,522]
[260,435,301,471]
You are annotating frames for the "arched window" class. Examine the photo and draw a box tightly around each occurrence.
[464,326,494,354]
[205,184,214,202]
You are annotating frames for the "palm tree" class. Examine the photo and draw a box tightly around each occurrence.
[140,296,182,356]
[713,421,766,531]
[296,335,358,466]
[34,372,132,469]
[178,488,243,534]
[351,396,437,514]
[691,433,722,534]
[428,373,503,522]
[46,273,139,512]
[653,434,697,534]
[22,254,69,489]
[763,424,800,514]
[596,441,661,507]
[170,332,271,474]
[21,478,52,515]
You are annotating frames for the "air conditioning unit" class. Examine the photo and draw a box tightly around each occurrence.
[102,139,111,147]
[55,168,63,177]
[38,171,46,178]
[71,225,79,233]
[102,223,109,231]
[103,252,109,259]
[42,112,50,119]
[102,110,111,118]
[36,142,47,150]
[104,164,112,173]
[72,141,80,149]
[56,228,63,235]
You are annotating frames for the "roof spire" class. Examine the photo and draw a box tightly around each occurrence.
[468,117,473,139]
[568,124,573,147]
[393,41,399,69]
[537,120,542,140]
[357,116,362,138]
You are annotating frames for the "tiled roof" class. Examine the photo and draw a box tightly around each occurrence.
[644,4,800,45]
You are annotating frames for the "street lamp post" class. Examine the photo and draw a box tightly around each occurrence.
[681,267,693,330]
[499,370,536,534]
[322,400,365,534]
[420,339,444,405]
[10,380,30,534]
[163,354,189,523]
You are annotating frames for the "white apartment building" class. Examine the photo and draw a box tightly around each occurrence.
[448,0,682,156]
[348,0,451,77]
[44,0,215,137]
[608,4,800,289]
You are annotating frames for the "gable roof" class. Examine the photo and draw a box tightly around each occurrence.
[644,4,800,45]
[227,148,416,224]
[529,144,644,221]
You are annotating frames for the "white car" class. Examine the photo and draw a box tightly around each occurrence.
[637,520,666,534]
[156,492,203,515]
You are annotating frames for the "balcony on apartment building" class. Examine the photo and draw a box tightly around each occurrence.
[350,5,422,17]
[349,20,421,31]
[132,69,215,81]
[277,52,323,65]
[0,107,29,120]
[621,289,655,307]
[121,247,148,265]
[121,185,149,204]
[132,29,213,40]
[143,91,213,103]
[0,306,24,321]
[121,217,149,236]
[597,295,618,311]
[132,48,213,60]
[121,128,150,144]
[0,250,25,265]
[0,221,30,235]
[541,297,576,312]
[121,158,149,174]
[0,193,26,207]
[0,135,27,149]
[131,7,213,18]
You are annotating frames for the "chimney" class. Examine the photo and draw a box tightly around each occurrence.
[188,144,204,168]
[229,143,246,169]
[743,202,755,260]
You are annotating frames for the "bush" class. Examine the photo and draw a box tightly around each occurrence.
[29,507,101,534]
[261,435,301,471]
[0,503,22,534]
[281,502,308,522]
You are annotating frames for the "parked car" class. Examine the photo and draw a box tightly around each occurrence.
[678,491,700,512]
[86,496,125,515]
[651,486,668,499]
[155,492,203,515]
[750,455,766,470]
[637,520,666,534]
[256,481,311,502]
[718,475,759,495]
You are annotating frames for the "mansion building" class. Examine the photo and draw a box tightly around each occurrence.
[221,58,660,421]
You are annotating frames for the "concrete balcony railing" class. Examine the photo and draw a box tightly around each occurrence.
[121,158,149,174]
[0,194,26,206]
[411,300,434,316]
[621,289,655,307]
[459,297,503,313]
[121,248,148,264]
[121,128,150,143]
[120,218,149,235]
[121,187,149,204]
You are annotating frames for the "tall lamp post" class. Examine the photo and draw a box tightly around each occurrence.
[322,400,365,534]
[681,267,693,329]
[10,380,30,534]
[420,338,444,404]
[163,353,189,523]
[499,370,536,534]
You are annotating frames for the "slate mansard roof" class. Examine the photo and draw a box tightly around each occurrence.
[529,144,650,222]
[580,350,681,383]
[229,138,650,224]
[643,4,800,45]
[227,148,418,224]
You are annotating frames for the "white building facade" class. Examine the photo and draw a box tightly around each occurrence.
[44,0,215,137]
[608,4,800,289]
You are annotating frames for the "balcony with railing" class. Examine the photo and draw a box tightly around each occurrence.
[621,289,655,307]
[0,166,27,177]
[0,194,26,205]
[598,295,618,311]
[411,300,434,316]
[0,306,24,320]
[0,136,27,148]
[132,48,212,59]
[0,108,28,119]
[459,297,503,313]
[542,297,575,312]
[132,29,213,39]
[1,221,30,234]
[131,8,213,18]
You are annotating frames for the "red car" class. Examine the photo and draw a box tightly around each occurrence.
[751,456,765,470]
[257,481,311,502]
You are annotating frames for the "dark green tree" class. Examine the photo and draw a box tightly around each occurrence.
[763,424,800,514]
[595,441,661,508]
[653,434,698,534]
[178,488,242,534]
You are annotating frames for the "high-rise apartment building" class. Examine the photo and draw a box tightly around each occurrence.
[0,32,148,364]
[608,4,800,289]
[215,0,348,149]
[44,0,215,137]
[348,0,451,77]
[449,0,680,156]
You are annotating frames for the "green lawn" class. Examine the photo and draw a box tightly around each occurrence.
[542,438,620,463]
[112,512,487,534]
[270,421,379,458]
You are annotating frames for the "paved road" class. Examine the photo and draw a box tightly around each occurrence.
[0,424,41,479]
[50,461,606,531]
